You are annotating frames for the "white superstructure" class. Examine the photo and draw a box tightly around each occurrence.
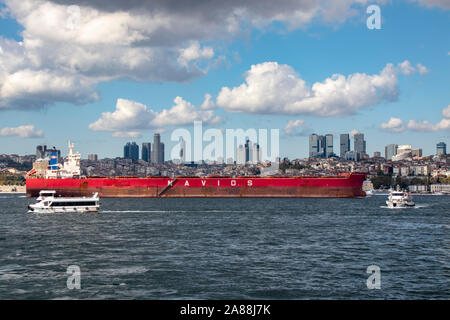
[386,187,415,208]
[46,140,81,178]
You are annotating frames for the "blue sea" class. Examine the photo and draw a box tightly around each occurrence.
[0,194,448,299]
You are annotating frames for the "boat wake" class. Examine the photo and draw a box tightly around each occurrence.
[380,204,429,209]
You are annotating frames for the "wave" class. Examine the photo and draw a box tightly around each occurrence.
[380,204,429,209]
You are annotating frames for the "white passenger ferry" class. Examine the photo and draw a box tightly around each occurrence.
[28,190,100,213]
[386,187,415,208]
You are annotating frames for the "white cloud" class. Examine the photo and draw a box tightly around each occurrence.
[442,105,450,118]
[199,93,216,110]
[381,117,406,132]
[151,96,221,127]
[284,119,310,136]
[112,131,142,139]
[383,105,450,132]
[0,0,395,109]
[216,61,420,117]
[89,96,221,135]
[407,119,450,131]
[407,105,450,131]
[416,63,429,75]
[0,125,43,138]
[177,42,214,68]
[89,99,157,132]
[398,60,415,75]
[414,0,450,9]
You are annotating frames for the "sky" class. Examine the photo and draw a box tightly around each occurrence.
[0,0,449,160]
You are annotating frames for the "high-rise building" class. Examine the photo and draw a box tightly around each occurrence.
[251,143,260,164]
[354,133,366,155]
[340,134,350,158]
[325,134,333,158]
[373,151,381,158]
[151,133,164,164]
[88,154,98,161]
[236,144,246,165]
[160,143,165,163]
[179,138,186,163]
[345,150,361,161]
[36,145,47,159]
[124,142,139,161]
[142,143,151,162]
[310,134,334,158]
[436,142,447,155]
[244,139,250,162]
[385,144,398,160]
[309,134,319,158]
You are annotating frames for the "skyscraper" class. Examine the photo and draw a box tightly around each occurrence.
[36,145,47,159]
[151,133,164,164]
[251,143,260,164]
[436,142,447,155]
[310,133,333,158]
[325,134,333,158]
[340,134,350,158]
[142,142,151,162]
[385,144,398,160]
[309,134,319,158]
[236,144,246,165]
[245,139,250,162]
[124,142,139,161]
[354,133,366,155]
[179,138,186,163]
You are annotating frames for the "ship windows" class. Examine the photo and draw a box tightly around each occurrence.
[50,201,97,207]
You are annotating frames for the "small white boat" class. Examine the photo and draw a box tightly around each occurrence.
[28,190,100,213]
[386,187,415,208]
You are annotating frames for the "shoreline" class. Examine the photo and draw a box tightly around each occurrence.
[0,185,26,194]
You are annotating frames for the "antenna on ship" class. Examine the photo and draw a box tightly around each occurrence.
[68,140,74,155]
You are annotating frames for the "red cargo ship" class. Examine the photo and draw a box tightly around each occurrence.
[26,173,366,198]
[26,142,366,198]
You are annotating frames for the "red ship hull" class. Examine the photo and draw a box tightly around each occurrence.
[26,172,366,198]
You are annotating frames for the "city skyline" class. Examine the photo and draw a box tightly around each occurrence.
[0,1,448,159]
